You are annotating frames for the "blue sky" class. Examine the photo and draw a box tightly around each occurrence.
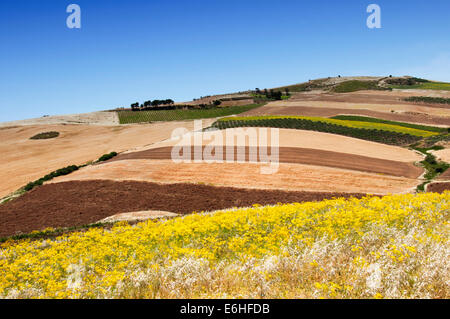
[0,0,449,122]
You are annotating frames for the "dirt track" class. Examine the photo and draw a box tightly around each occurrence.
[51,160,419,194]
[242,105,450,126]
[0,120,214,198]
[0,180,367,238]
[108,146,423,179]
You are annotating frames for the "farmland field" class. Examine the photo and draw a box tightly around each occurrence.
[390,82,450,91]
[118,104,264,124]
[0,192,447,298]
[218,116,441,137]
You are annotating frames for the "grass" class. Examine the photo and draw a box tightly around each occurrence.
[218,116,440,137]
[330,115,447,133]
[390,82,450,91]
[412,146,450,192]
[212,117,421,146]
[332,80,385,93]
[403,96,450,104]
[1,193,448,298]
[30,131,59,140]
[117,104,264,124]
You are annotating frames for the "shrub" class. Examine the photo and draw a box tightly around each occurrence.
[30,132,59,140]
[97,152,118,162]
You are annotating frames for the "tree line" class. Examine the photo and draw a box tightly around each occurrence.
[131,99,175,111]
[254,88,290,100]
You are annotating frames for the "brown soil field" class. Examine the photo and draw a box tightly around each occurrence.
[241,105,450,126]
[265,101,450,117]
[0,120,214,198]
[140,128,422,163]
[50,160,419,194]
[108,146,423,179]
[426,182,450,193]
[0,180,366,238]
[289,90,450,108]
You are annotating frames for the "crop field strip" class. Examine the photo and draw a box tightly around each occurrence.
[0,180,366,239]
[117,104,264,124]
[212,117,432,145]
[389,81,450,91]
[329,115,448,133]
[218,116,442,137]
[107,146,423,179]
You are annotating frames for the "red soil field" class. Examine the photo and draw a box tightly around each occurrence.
[426,182,450,193]
[0,180,367,238]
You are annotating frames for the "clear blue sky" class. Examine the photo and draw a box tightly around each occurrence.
[0,0,449,122]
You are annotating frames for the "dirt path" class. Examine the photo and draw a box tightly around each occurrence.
[0,120,215,198]
[108,146,423,179]
[0,180,367,238]
[50,160,419,194]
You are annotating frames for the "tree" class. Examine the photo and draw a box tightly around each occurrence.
[213,100,222,106]
[285,88,290,96]
[272,91,282,100]
[255,88,261,95]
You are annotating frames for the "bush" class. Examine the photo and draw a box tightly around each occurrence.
[30,132,59,140]
[97,152,118,162]
[23,165,80,191]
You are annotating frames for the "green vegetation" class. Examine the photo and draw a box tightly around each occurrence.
[219,116,439,137]
[118,104,264,124]
[330,115,447,133]
[390,82,450,91]
[413,146,450,192]
[403,96,450,104]
[30,131,60,140]
[332,80,387,93]
[97,152,118,162]
[212,117,421,146]
[24,165,80,191]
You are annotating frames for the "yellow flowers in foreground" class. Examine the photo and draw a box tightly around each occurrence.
[0,192,449,299]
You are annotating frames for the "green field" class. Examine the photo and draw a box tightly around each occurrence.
[390,82,450,91]
[403,96,450,104]
[219,115,440,137]
[117,104,264,124]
